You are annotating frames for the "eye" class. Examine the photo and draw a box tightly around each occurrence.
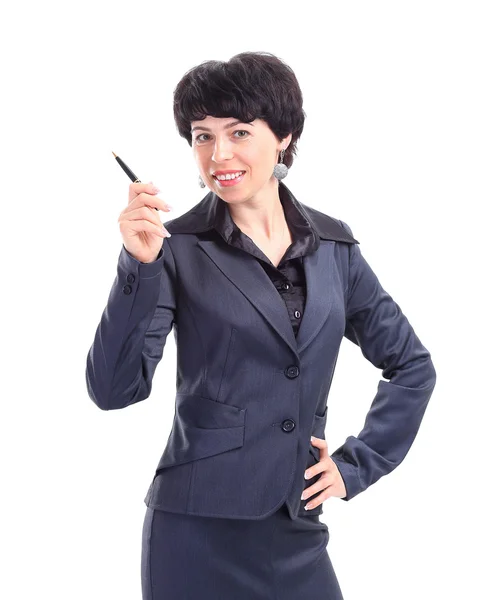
[194,130,250,142]
[234,130,249,138]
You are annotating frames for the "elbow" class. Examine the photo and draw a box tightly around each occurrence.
[86,387,133,411]
[85,360,114,411]
[86,374,111,411]
[386,347,437,391]
[416,351,437,392]
[85,350,154,411]
[86,379,138,411]
[85,347,111,410]
[425,355,437,390]
[86,371,150,411]
[413,351,437,392]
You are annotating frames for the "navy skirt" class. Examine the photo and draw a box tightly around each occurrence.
[141,501,344,599]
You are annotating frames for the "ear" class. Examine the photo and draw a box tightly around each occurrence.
[282,132,293,151]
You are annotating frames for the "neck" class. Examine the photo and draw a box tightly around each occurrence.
[226,179,287,242]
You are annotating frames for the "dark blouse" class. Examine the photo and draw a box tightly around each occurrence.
[211,184,320,339]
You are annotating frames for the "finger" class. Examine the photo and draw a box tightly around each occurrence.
[304,459,326,480]
[128,181,161,204]
[119,218,169,238]
[126,191,172,215]
[302,474,331,501]
[304,487,332,510]
[119,206,171,238]
[310,436,329,458]
[118,205,165,229]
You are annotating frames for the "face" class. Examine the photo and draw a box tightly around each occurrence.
[190,116,292,202]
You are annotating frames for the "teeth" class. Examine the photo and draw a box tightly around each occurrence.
[215,171,244,180]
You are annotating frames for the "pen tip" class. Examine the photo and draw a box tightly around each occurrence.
[112,151,117,158]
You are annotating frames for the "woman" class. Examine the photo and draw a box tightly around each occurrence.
[86,52,436,599]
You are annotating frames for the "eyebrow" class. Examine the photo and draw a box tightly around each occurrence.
[191,120,254,133]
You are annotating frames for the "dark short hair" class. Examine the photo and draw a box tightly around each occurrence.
[173,51,306,169]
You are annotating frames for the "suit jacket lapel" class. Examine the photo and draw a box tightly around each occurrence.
[166,183,359,357]
[297,241,334,354]
[197,239,298,354]
[197,237,334,356]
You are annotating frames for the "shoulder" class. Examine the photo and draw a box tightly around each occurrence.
[298,201,359,244]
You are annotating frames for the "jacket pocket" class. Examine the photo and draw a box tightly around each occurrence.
[154,393,246,472]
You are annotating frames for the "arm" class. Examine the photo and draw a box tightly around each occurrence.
[330,220,437,500]
[85,240,177,411]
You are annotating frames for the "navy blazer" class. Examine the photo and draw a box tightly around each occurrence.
[86,183,437,521]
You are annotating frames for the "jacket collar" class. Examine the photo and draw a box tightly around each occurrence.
[164,181,359,246]
[164,182,359,357]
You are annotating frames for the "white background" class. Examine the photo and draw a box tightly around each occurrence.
[1,1,476,598]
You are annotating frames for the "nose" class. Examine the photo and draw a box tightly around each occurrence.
[211,138,234,163]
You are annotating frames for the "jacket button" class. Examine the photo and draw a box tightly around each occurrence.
[281,419,296,432]
[285,365,300,378]
[122,284,132,295]
[126,273,135,283]
[282,282,291,290]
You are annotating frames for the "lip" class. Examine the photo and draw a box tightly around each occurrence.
[213,171,246,187]
[212,170,246,176]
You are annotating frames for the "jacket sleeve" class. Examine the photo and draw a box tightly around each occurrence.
[329,220,437,501]
[85,240,177,411]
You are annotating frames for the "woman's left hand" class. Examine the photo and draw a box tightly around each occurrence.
[301,436,347,509]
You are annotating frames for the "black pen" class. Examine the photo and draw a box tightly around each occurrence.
[112,151,159,211]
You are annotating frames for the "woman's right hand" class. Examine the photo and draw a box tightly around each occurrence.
[118,182,173,264]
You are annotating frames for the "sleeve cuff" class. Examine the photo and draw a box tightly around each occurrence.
[330,455,363,501]
[119,244,165,279]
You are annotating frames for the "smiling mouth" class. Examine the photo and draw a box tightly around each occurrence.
[212,172,247,187]
[213,171,246,180]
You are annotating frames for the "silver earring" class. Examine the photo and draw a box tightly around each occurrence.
[273,148,288,181]
[198,174,206,188]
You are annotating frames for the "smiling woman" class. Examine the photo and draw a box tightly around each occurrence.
[134,51,349,600]
[86,49,436,600]
[170,53,308,215]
